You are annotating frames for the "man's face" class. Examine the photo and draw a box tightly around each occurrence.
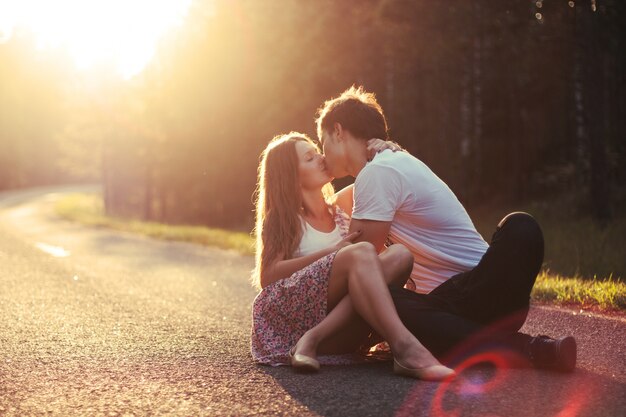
[319,128,346,178]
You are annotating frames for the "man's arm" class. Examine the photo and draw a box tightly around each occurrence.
[349,218,391,253]
[350,162,400,253]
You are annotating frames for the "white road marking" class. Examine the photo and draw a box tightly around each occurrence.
[35,242,71,258]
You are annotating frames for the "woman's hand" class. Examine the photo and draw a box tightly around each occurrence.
[334,230,362,250]
[366,138,404,161]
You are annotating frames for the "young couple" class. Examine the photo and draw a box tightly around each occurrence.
[250,86,576,381]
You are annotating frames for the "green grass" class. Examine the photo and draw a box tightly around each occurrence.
[55,193,625,312]
[54,193,255,255]
[471,197,626,282]
[469,195,625,312]
[532,271,626,311]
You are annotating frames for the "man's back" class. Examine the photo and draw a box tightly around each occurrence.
[352,150,489,293]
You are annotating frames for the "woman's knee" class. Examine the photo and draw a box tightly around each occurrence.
[387,244,414,273]
[338,241,378,263]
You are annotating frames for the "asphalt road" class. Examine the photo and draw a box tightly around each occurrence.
[0,186,624,417]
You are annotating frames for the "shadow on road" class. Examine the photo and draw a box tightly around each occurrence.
[261,360,626,417]
[261,362,412,416]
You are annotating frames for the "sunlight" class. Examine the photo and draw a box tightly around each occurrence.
[0,0,192,78]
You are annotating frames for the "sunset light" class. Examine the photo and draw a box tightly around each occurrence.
[0,1,624,415]
[0,0,193,78]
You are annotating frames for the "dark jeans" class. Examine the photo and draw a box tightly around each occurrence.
[390,212,544,360]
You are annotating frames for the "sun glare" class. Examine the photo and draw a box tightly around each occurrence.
[0,0,193,79]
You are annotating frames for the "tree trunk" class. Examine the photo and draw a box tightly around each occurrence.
[102,140,113,216]
[582,4,611,223]
[144,165,153,221]
[470,1,483,203]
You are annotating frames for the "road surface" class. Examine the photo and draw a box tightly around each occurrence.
[0,186,624,416]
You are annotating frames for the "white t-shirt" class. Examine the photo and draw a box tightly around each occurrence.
[293,221,343,257]
[293,207,349,257]
[352,150,489,294]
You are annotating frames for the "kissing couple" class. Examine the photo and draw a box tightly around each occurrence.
[250,86,576,381]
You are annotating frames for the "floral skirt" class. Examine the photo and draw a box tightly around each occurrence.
[251,251,368,366]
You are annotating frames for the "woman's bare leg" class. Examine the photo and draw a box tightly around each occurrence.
[293,244,415,358]
[379,244,414,288]
[327,244,413,310]
[319,242,445,372]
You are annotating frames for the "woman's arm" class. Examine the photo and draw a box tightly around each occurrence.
[366,138,405,160]
[333,184,354,216]
[260,230,361,288]
[261,247,337,288]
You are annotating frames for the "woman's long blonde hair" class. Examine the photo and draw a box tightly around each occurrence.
[252,132,334,289]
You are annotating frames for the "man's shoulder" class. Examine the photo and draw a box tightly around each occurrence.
[362,150,422,176]
[354,151,419,197]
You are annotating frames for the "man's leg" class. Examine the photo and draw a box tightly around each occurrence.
[389,286,483,357]
[430,212,544,326]
[416,212,575,371]
[390,286,577,372]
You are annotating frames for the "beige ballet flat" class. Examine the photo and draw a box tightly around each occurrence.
[289,347,320,372]
[393,358,455,381]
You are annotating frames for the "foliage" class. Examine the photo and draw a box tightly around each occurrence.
[1,0,624,269]
[0,34,74,187]
[470,191,626,280]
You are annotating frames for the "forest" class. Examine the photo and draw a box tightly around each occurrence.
[1,0,624,231]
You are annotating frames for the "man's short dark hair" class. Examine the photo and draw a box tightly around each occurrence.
[316,85,389,142]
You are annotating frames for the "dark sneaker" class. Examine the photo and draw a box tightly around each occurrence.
[528,335,577,372]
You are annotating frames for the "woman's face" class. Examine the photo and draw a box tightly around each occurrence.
[295,140,332,190]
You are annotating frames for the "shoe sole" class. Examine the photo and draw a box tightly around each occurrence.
[393,359,456,381]
[555,336,577,372]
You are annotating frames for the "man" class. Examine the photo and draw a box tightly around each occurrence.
[316,86,577,371]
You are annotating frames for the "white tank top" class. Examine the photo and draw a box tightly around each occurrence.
[293,213,346,257]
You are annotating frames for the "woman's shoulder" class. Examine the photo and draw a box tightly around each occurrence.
[332,184,353,216]
[333,205,351,231]
[334,204,348,216]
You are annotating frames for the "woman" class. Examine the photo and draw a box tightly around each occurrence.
[250,132,454,381]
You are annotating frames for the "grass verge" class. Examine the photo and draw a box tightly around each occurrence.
[54,193,254,255]
[470,196,625,283]
[55,193,625,312]
[532,271,626,312]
